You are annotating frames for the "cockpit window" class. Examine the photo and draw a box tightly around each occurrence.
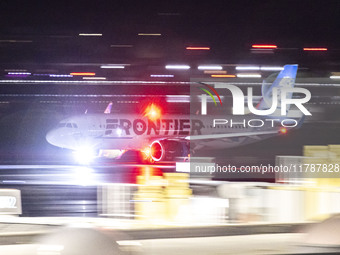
[57,123,66,128]
[72,123,78,128]
[66,123,72,128]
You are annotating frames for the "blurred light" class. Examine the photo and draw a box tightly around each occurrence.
[303,48,327,51]
[198,65,222,70]
[186,47,210,50]
[116,128,123,136]
[165,65,190,70]
[138,33,161,36]
[0,80,191,85]
[237,74,262,78]
[4,69,27,72]
[100,65,125,69]
[252,44,277,49]
[236,66,260,70]
[73,148,96,165]
[83,77,107,80]
[73,167,95,186]
[204,70,227,74]
[8,72,31,75]
[166,95,190,102]
[260,66,284,71]
[150,74,174,77]
[79,33,102,36]
[50,74,73,77]
[211,74,236,78]
[0,40,32,43]
[38,245,64,252]
[251,49,275,54]
[280,127,287,134]
[144,103,162,121]
[117,241,142,246]
[176,162,190,172]
[70,72,96,76]
[330,76,340,79]
[141,146,151,159]
[110,44,133,48]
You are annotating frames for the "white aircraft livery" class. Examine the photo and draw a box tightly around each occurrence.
[46,65,307,162]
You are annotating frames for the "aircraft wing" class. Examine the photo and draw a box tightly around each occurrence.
[186,130,279,140]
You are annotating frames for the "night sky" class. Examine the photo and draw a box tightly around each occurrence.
[0,0,339,61]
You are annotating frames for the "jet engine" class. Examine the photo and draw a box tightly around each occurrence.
[150,140,189,162]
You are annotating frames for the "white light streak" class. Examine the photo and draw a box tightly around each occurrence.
[198,65,223,70]
[165,65,190,70]
[236,74,262,78]
[79,33,102,36]
[235,66,260,70]
[150,74,174,77]
[100,65,125,69]
[260,66,284,71]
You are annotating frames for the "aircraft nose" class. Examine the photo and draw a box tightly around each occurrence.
[46,129,59,146]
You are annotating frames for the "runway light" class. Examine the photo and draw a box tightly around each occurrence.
[252,44,277,49]
[100,65,125,69]
[330,76,340,79]
[50,74,73,77]
[79,33,102,36]
[280,127,287,134]
[150,74,174,77]
[165,65,190,70]
[236,66,260,71]
[260,66,284,71]
[8,72,31,75]
[70,72,96,76]
[211,74,236,78]
[83,77,107,80]
[236,74,262,78]
[138,33,161,36]
[186,47,210,50]
[198,65,222,70]
[303,48,327,51]
[144,103,162,121]
[204,70,227,74]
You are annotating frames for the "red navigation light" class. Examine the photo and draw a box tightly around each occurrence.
[144,103,162,121]
[70,72,96,76]
[252,44,277,49]
[186,46,210,50]
[280,127,287,134]
[303,48,328,51]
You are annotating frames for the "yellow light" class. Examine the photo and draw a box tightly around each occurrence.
[211,74,236,78]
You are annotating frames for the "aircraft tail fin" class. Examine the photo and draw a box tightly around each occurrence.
[104,102,113,114]
[257,64,298,114]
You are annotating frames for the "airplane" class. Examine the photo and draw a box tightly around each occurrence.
[46,64,306,163]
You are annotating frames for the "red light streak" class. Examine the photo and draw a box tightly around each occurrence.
[186,47,210,50]
[252,44,277,49]
[70,72,96,76]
